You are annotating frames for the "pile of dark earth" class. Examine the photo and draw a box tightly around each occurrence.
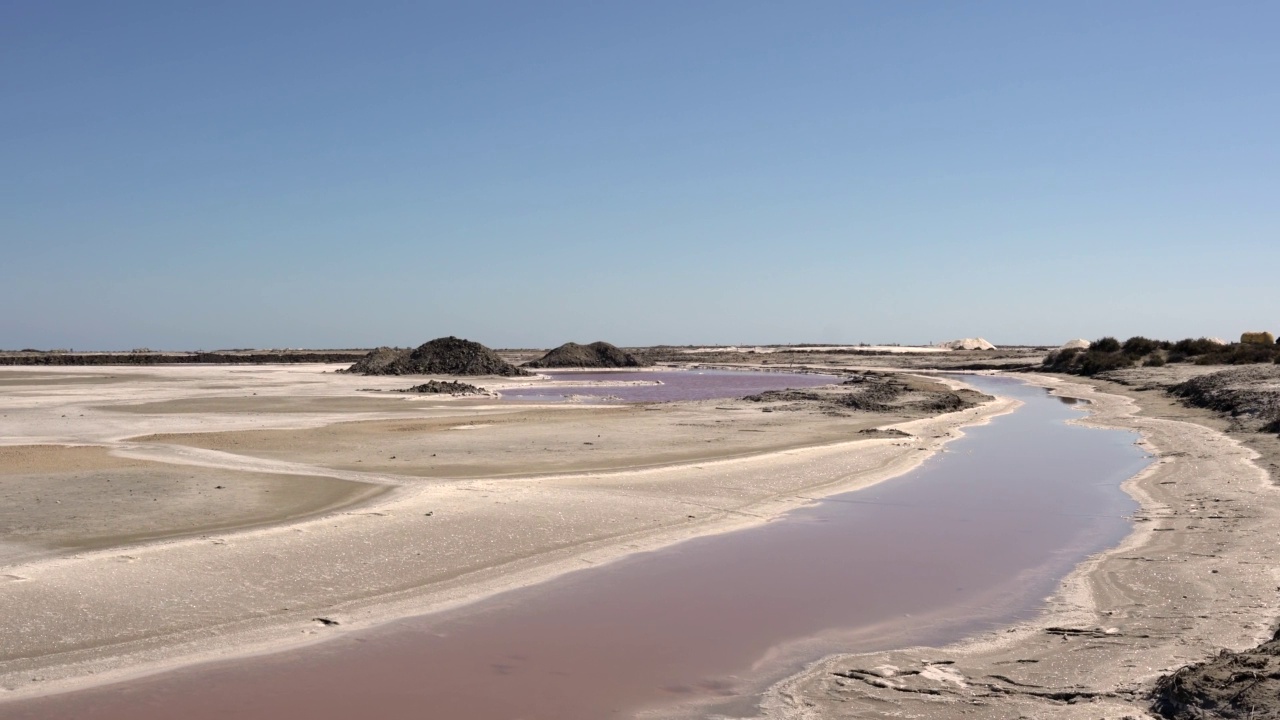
[524,341,649,369]
[743,373,988,416]
[1168,365,1280,434]
[343,337,530,377]
[1151,626,1280,719]
[397,380,487,395]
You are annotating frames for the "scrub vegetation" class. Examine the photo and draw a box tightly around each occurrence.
[1044,335,1280,376]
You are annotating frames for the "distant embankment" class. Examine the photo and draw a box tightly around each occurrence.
[0,351,371,366]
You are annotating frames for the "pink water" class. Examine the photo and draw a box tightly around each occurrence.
[503,368,840,403]
[1,376,1148,720]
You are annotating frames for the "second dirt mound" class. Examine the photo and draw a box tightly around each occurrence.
[397,380,487,395]
[346,337,530,376]
[524,341,648,369]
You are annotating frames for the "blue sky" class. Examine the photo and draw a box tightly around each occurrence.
[3,2,1277,349]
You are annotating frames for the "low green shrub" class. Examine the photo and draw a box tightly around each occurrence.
[1092,337,1122,353]
[1194,343,1280,365]
[1172,338,1223,356]
[1123,336,1164,357]
[1077,351,1135,375]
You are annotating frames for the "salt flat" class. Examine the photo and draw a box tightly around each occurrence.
[0,363,991,700]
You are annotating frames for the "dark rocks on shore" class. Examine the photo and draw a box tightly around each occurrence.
[523,341,649,369]
[344,337,530,377]
[859,427,911,437]
[397,380,487,396]
[1152,627,1280,719]
[1168,366,1280,435]
[744,374,988,415]
[744,385,905,413]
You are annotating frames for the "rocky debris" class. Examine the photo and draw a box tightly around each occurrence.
[938,337,997,350]
[1168,366,1280,434]
[344,337,530,377]
[1151,627,1280,719]
[918,389,991,413]
[397,380,487,395]
[833,381,909,412]
[743,389,825,409]
[859,428,912,438]
[828,658,1129,705]
[1044,626,1123,638]
[745,374,989,416]
[524,341,649,369]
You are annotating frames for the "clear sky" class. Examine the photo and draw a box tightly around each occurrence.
[3,2,1277,350]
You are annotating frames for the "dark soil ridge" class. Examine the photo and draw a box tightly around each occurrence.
[0,351,368,366]
[524,341,649,369]
[397,380,487,395]
[744,374,988,415]
[344,337,530,377]
[1152,626,1280,719]
[1167,366,1280,434]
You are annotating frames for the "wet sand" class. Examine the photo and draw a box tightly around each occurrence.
[103,394,469,414]
[0,445,386,565]
[0,373,151,388]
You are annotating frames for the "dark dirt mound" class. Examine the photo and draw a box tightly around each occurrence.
[1152,628,1280,719]
[344,347,411,375]
[524,342,649,369]
[345,337,530,377]
[1168,366,1280,434]
[397,380,487,395]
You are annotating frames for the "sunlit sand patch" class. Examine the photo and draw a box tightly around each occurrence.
[0,445,386,563]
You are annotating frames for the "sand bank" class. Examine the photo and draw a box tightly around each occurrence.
[129,402,911,480]
[0,445,386,566]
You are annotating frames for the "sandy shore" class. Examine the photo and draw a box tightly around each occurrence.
[0,364,1006,702]
[759,371,1280,719]
[0,445,386,566]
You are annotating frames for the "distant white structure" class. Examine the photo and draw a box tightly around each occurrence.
[938,337,996,350]
[1205,337,1228,345]
[1059,339,1091,350]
